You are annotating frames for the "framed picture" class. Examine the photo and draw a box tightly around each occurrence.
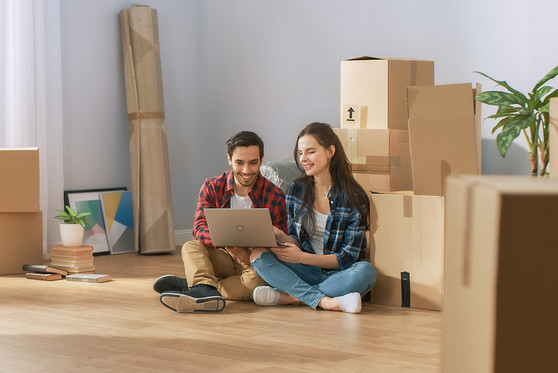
[99,191,135,254]
[64,187,127,255]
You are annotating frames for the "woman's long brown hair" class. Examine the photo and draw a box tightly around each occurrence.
[293,122,370,233]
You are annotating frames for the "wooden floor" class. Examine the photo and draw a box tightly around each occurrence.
[0,250,442,372]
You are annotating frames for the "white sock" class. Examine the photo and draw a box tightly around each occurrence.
[253,286,280,306]
[337,292,362,313]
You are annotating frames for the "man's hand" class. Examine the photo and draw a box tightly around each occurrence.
[270,242,307,264]
[225,246,251,265]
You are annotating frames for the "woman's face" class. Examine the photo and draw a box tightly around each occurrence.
[297,134,335,178]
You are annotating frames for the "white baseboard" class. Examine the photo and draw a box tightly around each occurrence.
[174,229,193,245]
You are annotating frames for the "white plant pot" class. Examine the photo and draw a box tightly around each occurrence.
[59,223,84,247]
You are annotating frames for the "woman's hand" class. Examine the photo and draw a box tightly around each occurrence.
[270,242,307,264]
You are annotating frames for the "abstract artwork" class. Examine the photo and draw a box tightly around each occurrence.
[99,191,135,254]
[64,187,127,255]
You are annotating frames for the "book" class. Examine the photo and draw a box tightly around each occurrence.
[66,273,111,283]
[50,259,94,267]
[51,253,94,261]
[55,265,96,273]
[50,245,94,253]
[21,264,68,276]
[26,273,63,281]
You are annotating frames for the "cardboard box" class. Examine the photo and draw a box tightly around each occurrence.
[334,128,412,193]
[406,83,481,196]
[443,175,558,373]
[0,211,43,274]
[340,57,434,130]
[369,192,444,311]
[0,148,40,212]
[549,97,558,177]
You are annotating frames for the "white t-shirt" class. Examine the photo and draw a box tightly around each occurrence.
[230,192,253,209]
[303,208,328,255]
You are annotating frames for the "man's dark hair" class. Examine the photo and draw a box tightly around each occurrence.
[226,131,264,159]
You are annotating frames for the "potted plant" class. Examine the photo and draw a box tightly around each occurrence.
[55,205,92,247]
[475,65,558,176]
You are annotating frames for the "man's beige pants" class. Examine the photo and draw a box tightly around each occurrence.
[182,240,267,300]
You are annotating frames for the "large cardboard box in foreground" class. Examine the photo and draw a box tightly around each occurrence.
[334,128,412,193]
[0,148,40,212]
[369,192,444,311]
[443,175,558,373]
[341,57,434,130]
[0,211,43,274]
[407,83,481,195]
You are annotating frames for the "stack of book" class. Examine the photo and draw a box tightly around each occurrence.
[49,245,95,274]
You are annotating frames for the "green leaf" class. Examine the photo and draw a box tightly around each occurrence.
[542,88,558,106]
[496,123,523,157]
[487,106,521,119]
[65,205,77,216]
[533,65,558,92]
[495,114,535,156]
[474,71,528,102]
[491,116,514,134]
[532,86,553,101]
[476,91,525,106]
[76,212,92,218]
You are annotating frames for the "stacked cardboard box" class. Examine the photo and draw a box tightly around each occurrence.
[337,56,434,194]
[0,148,43,275]
[339,58,482,311]
[50,245,95,274]
[443,175,558,372]
[368,84,481,311]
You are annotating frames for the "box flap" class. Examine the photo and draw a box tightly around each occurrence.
[407,83,476,120]
[345,56,385,61]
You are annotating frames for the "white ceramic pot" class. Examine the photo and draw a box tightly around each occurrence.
[59,223,84,247]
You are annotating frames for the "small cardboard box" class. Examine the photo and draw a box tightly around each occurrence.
[334,128,412,193]
[369,192,444,311]
[407,83,481,196]
[0,148,40,212]
[0,211,43,274]
[443,175,558,373]
[340,57,434,130]
[549,97,558,177]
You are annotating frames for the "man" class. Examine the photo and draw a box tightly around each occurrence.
[154,131,287,313]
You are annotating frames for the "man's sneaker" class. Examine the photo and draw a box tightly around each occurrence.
[153,274,188,294]
[160,284,226,313]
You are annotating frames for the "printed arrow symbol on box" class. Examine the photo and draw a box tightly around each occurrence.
[347,107,355,121]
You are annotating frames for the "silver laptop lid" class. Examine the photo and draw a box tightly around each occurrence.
[204,208,278,248]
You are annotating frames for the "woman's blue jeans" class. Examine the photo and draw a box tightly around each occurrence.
[252,251,376,309]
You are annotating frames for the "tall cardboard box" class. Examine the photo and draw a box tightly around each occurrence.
[0,148,40,212]
[407,83,481,195]
[0,211,43,274]
[334,128,412,193]
[369,192,444,311]
[443,175,558,373]
[340,57,434,130]
[550,97,558,177]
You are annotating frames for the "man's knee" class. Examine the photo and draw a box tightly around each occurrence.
[249,247,268,263]
[182,240,208,257]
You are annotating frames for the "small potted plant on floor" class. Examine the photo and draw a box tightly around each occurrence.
[55,205,92,246]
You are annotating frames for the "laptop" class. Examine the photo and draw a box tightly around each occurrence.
[204,208,282,248]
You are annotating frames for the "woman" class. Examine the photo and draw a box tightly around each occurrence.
[249,122,376,313]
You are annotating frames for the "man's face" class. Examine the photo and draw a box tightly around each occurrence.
[228,145,262,189]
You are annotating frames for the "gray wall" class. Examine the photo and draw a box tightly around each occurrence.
[55,0,558,234]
